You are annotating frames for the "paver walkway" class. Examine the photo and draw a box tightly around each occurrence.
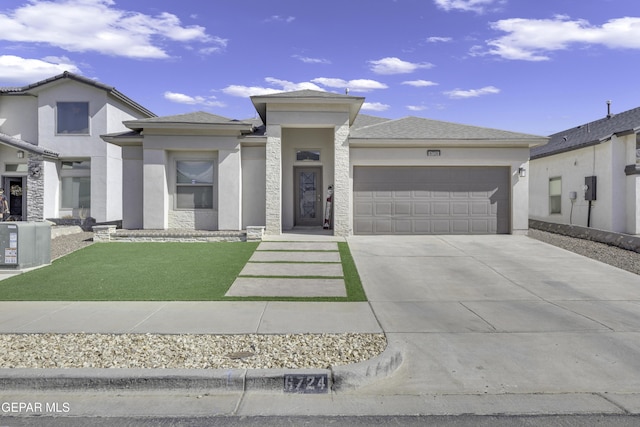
[225,241,347,297]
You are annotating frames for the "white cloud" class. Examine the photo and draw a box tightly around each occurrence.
[434,0,504,14]
[0,55,81,84]
[222,78,325,98]
[433,0,507,14]
[445,86,500,98]
[311,78,388,92]
[361,102,390,112]
[368,57,433,75]
[264,15,295,23]
[292,55,331,64]
[222,85,283,98]
[164,91,225,107]
[407,105,427,111]
[487,16,640,61]
[426,36,452,43]
[402,80,438,87]
[0,0,223,59]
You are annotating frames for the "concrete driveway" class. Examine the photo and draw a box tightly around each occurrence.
[347,235,640,410]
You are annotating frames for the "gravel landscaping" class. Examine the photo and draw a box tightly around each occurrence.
[2,229,636,370]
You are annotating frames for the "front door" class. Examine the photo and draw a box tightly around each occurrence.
[3,177,26,221]
[294,167,323,227]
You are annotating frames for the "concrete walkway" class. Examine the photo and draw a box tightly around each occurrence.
[3,233,640,418]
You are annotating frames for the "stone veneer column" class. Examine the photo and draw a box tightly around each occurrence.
[333,120,351,236]
[264,124,282,235]
[26,154,45,221]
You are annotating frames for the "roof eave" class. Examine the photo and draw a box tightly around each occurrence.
[349,137,548,148]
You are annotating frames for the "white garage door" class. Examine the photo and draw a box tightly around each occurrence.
[353,166,510,235]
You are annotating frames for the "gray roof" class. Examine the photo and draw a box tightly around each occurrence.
[350,116,546,141]
[0,71,155,118]
[0,133,59,158]
[352,114,392,130]
[127,111,244,126]
[532,106,640,159]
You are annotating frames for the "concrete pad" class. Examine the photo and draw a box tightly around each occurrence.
[352,256,536,302]
[238,392,621,416]
[362,332,640,395]
[257,302,382,333]
[555,301,640,332]
[605,393,640,414]
[2,302,168,334]
[462,301,610,332]
[348,235,467,257]
[0,391,242,417]
[0,302,73,331]
[129,302,268,334]
[257,242,338,251]
[250,251,341,262]
[226,278,346,298]
[370,301,495,333]
[240,262,343,277]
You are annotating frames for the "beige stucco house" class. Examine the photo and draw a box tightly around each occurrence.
[104,90,547,236]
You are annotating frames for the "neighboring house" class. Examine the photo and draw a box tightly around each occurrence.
[530,106,640,235]
[104,90,547,236]
[0,72,155,223]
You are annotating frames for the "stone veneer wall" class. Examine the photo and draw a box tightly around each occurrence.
[333,121,351,236]
[265,124,282,235]
[26,154,44,221]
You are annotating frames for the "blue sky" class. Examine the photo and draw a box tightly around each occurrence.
[0,0,638,135]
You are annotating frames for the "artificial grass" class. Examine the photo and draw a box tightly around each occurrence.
[0,241,368,302]
[0,242,258,301]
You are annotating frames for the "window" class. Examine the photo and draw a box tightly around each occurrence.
[57,102,89,134]
[5,164,28,172]
[549,177,562,214]
[60,160,91,209]
[636,136,639,163]
[296,150,320,162]
[176,161,214,209]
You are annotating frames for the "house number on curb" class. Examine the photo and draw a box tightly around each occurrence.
[283,374,329,394]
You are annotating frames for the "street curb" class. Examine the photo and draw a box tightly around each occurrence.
[0,342,402,394]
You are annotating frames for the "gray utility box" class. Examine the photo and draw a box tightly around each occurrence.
[0,222,51,269]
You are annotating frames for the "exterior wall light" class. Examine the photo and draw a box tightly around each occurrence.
[518,167,526,177]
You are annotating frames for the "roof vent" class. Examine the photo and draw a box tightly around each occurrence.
[607,100,613,118]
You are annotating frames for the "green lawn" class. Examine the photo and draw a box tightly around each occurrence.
[0,242,367,302]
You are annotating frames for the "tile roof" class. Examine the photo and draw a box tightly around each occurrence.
[532,106,640,159]
[350,116,546,140]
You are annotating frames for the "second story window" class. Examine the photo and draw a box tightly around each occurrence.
[57,102,89,135]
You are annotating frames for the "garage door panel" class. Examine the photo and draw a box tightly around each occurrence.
[432,202,450,215]
[395,202,412,216]
[353,166,510,235]
[452,202,470,215]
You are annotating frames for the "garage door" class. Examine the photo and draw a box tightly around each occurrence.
[353,166,510,235]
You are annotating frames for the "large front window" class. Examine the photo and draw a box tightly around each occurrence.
[57,102,89,134]
[61,160,91,209]
[176,160,214,209]
[549,177,561,214]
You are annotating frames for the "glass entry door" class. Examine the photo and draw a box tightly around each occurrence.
[3,177,25,221]
[294,167,323,227]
